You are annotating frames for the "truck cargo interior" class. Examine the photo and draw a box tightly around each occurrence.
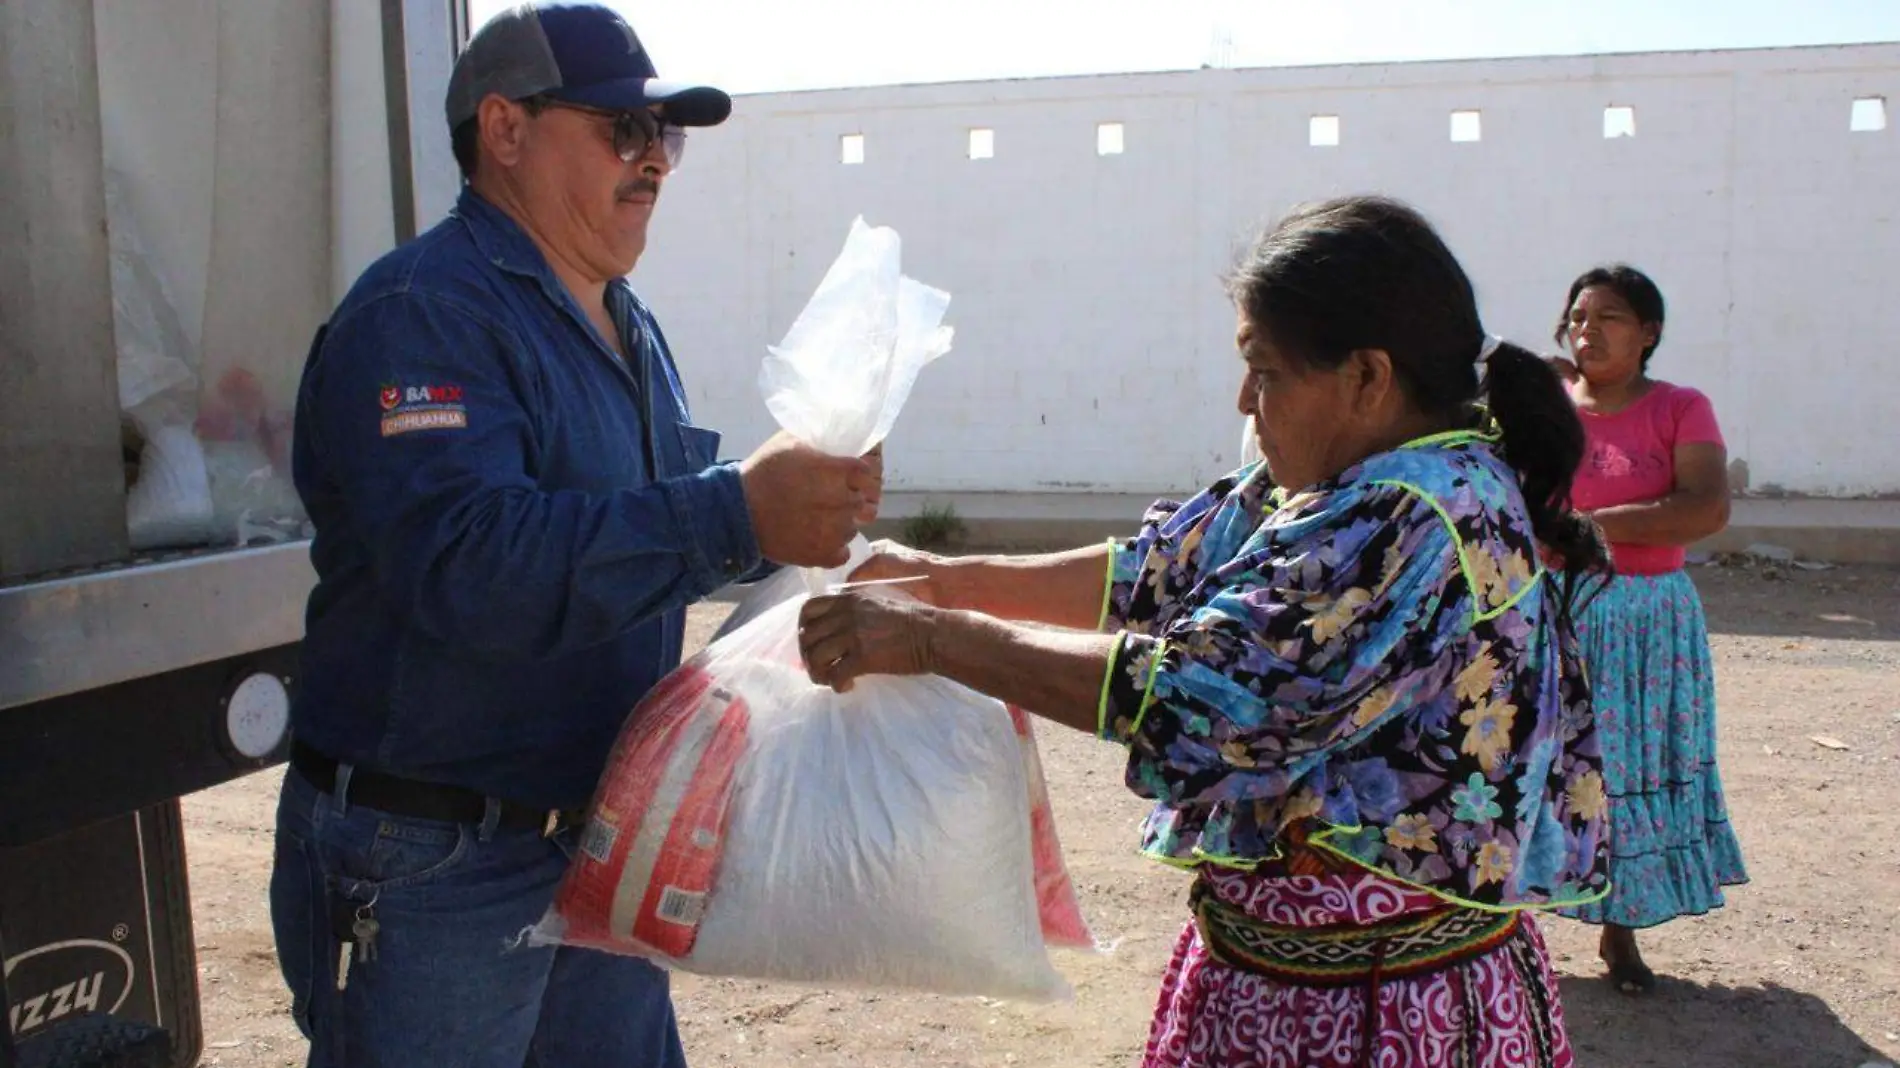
[1,4,468,1065]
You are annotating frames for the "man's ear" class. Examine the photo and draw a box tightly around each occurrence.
[477,94,533,170]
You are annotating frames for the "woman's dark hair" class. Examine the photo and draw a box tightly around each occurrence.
[1225,195,1611,593]
[450,95,551,180]
[1553,264,1666,368]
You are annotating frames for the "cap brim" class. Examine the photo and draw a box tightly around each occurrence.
[548,78,732,127]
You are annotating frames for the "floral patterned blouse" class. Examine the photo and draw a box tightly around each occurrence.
[1099,430,1610,911]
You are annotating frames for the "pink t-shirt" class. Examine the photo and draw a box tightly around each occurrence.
[1570,381,1725,576]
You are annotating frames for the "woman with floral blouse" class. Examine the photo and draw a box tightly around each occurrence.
[797,196,1612,1067]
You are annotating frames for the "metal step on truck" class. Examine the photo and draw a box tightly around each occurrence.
[1,3,469,1064]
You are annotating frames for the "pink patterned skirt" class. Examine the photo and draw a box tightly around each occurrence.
[1142,866,1574,1068]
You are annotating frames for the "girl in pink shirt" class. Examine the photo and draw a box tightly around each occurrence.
[1551,265,1748,995]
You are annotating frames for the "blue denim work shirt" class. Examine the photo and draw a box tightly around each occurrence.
[290,187,762,810]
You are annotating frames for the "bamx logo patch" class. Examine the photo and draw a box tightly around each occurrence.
[401,384,463,405]
[379,381,469,437]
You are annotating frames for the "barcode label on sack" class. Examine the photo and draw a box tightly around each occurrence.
[580,818,619,864]
[656,886,707,926]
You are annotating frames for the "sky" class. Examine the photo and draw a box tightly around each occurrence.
[467,1,1900,95]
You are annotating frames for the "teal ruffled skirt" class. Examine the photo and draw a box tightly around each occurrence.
[1561,569,1748,928]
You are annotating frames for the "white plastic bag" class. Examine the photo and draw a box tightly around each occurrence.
[710,534,872,643]
[124,425,215,550]
[718,215,954,629]
[107,170,199,435]
[544,593,1072,999]
[539,218,1093,998]
[195,367,306,545]
[203,438,308,545]
[106,169,219,549]
[759,215,954,458]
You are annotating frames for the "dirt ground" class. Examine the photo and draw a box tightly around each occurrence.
[181,561,1900,1068]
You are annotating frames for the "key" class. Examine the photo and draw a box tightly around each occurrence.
[352,909,381,965]
[335,940,353,992]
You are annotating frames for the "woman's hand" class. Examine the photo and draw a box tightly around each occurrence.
[1538,544,1569,572]
[800,589,1122,733]
[798,589,939,693]
[847,540,950,606]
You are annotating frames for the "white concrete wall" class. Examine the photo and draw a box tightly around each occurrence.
[634,44,1900,498]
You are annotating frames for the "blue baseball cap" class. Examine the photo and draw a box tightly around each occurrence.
[446,3,731,129]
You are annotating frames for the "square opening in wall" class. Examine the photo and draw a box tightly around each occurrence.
[1603,105,1636,139]
[840,133,865,164]
[968,127,995,159]
[1850,96,1887,132]
[1450,109,1482,142]
[1097,122,1125,155]
[1309,114,1340,147]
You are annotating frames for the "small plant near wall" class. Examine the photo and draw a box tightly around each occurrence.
[900,502,966,551]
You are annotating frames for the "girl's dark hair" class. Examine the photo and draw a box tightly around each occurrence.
[1553,264,1666,368]
[1225,195,1611,594]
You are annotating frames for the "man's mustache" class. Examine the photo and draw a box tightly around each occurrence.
[617,179,660,200]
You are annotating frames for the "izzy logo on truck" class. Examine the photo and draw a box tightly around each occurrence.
[3,939,135,1037]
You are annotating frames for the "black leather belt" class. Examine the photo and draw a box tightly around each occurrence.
[290,741,584,837]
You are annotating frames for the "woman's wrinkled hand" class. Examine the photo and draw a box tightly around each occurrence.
[797,588,938,693]
[846,539,949,606]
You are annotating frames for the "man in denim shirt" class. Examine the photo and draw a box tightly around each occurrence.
[269,5,877,1065]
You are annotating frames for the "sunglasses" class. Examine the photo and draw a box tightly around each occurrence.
[537,99,687,169]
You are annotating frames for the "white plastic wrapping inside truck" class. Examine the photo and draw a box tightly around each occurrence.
[1,0,463,712]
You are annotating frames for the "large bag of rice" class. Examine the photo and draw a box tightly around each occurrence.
[539,589,1091,999]
[533,217,1092,999]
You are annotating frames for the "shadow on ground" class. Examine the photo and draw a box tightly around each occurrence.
[1562,975,1890,1068]
[1692,564,1900,642]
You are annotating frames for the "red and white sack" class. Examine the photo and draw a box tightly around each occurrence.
[536,216,1093,997]
[537,593,1094,1000]
[1009,704,1093,950]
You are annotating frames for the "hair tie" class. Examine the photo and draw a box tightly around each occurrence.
[1475,333,1503,380]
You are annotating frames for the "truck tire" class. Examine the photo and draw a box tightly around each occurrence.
[14,1013,172,1068]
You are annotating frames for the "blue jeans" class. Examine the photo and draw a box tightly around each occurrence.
[269,766,687,1067]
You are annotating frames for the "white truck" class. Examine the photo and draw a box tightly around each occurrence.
[1,3,469,1064]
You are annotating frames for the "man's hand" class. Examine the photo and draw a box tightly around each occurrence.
[857,444,884,527]
[739,432,873,568]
